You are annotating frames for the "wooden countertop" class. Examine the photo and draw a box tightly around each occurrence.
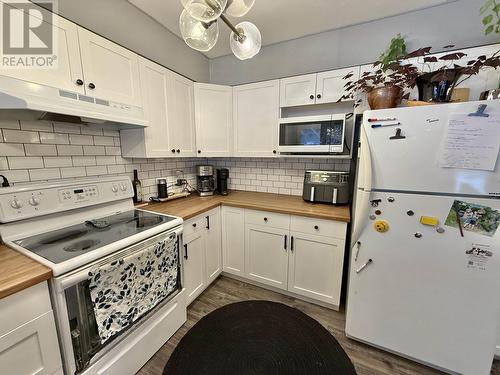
[144,190,350,222]
[0,244,52,299]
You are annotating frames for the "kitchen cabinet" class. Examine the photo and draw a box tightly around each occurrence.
[0,3,84,94]
[120,59,195,158]
[167,72,196,157]
[183,231,206,305]
[77,27,142,107]
[0,282,62,375]
[221,206,245,277]
[182,208,222,304]
[233,80,280,157]
[194,83,233,157]
[279,68,359,107]
[245,224,289,290]
[288,232,344,306]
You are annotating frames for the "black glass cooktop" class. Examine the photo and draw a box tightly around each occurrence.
[14,210,177,264]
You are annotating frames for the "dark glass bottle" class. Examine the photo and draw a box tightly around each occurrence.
[132,169,143,203]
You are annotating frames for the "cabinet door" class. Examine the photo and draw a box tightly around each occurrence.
[205,209,222,284]
[194,83,233,157]
[316,67,359,104]
[221,206,245,276]
[233,80,279,157]
[0,311,62,375]
[183,232,206,305]
[245,224,289,290]
[279,74,317,107]
[288,232,345,306]
[0,3,84,93]
[168,72,196,157]
[77,27,142,106]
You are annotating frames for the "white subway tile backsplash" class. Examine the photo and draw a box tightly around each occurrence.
[25,144,57,156]
[40,132,69,144]
[103,129,120,137]
[0,157,7,169]
[105,146,121,156]
[57,145,84,156]
[69,134,93,145]
[20,121,53,132]
[107,164,126,174]
[61,166,86,178]
[96,156,116,165]
[83,145,105,155]
[81,126,103,136]
[3,129,39,143]
[0,169,29,182]
[86,165,108,176]
[0,120,20,129]
[93,136,114,146]
[29,168,61,181]
[8,156,44,169]
[72,156,96,166]
[53,122,81,134]
[44,156,73,168]
[0,143,24,156]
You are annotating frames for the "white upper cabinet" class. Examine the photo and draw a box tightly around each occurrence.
[233,80,280,157]
[316,67,359,104]
[279,73,317,107]
[194,83,233,157]
[0,3,84,93]
[280,68,359,107]
[77,27,142,107]
[167,72,196,157]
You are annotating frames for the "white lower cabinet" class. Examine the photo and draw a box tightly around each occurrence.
[182,208,222,305]
[221,207,347,309]
[0,282,62,375]
[245,224,289,290]
[288,232,345,306]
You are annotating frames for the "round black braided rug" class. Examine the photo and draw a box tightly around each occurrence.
[163,301,357,375]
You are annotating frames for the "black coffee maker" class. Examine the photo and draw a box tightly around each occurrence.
[217,168,229,196]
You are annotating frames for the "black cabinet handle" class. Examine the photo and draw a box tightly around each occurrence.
[309,95,314,100]
[88,83,96,89]
[264,217,268,222]
[314,225,319,230]
[317,94,322,99]
[184,243,188,259]
[206,215,210,230]
[198,150,201,154]
[76,79,83,86]
[176,149,180,153]
[171,149,176,153]
[291,236,294,252]
[284,235,287,250]
[273,150,277,154]
[192,223,197,228]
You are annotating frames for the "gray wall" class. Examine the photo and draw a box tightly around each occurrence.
[51,0,209,82]
[210,0,500,85]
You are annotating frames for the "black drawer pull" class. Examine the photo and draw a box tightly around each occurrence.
[206,215,210,230]
[284,235,287,250]
[291,236,294,252]
[184,243,188,259]
[314,225,319,230]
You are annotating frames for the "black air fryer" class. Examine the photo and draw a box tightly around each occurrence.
[217,168,229,195]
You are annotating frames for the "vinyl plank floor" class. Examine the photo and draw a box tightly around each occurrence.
[137,276,500,375]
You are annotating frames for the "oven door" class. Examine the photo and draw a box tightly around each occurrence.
[278,115,333,153]
[50,227,182,375]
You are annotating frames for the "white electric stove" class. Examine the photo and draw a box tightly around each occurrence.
[0,176,187,375]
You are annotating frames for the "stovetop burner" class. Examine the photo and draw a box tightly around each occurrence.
[13,209,177,264]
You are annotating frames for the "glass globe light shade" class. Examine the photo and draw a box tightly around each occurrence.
[179,9,219,52]
[230,21,261,60]
[181,0,227,22]
[225,0,255,17]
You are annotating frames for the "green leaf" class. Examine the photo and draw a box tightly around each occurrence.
[480,0,495,14]
[483,14,494,25]
[493,4,500,12]
[485,24,494,34]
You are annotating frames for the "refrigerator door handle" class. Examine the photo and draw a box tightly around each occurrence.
[358,125,373,193]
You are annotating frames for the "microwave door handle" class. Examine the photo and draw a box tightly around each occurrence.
[332,188,338,204]
[310,186,315,202]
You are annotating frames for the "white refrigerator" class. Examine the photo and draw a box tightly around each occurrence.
[346,101,500,375]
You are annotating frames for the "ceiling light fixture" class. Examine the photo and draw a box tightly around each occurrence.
[179,0,261,60]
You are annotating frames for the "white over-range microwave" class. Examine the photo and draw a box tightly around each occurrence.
[278,114,346,154]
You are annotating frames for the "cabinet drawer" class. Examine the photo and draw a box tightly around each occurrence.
[183,215,208,237]
[245,209,289,230]
[290,216,346,239]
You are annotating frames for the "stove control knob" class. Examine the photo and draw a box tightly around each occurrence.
[28,196,40,206]
[120,183,127,191]
[10,199,24,209]
[111,185,119,193]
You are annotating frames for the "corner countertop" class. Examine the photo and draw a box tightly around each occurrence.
[0,244,52,299]
[142,190,351,222]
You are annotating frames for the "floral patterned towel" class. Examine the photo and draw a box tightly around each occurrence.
[88,233,179,343]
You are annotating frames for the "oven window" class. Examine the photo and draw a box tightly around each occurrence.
[279,121,331,146]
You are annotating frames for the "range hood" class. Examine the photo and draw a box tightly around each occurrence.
[0,76,148,128]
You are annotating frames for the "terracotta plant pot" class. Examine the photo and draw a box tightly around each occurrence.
[367,86,402,110]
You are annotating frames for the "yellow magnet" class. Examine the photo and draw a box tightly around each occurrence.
[420,216,439,226]
[374,220,390,233]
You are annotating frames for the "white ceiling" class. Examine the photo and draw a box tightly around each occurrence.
[129,0,452,59]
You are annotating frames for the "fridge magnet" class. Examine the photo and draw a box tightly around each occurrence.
[444,200,500,237]
[465,243,493,272]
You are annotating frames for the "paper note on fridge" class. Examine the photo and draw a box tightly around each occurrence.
[439,113,500,171]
